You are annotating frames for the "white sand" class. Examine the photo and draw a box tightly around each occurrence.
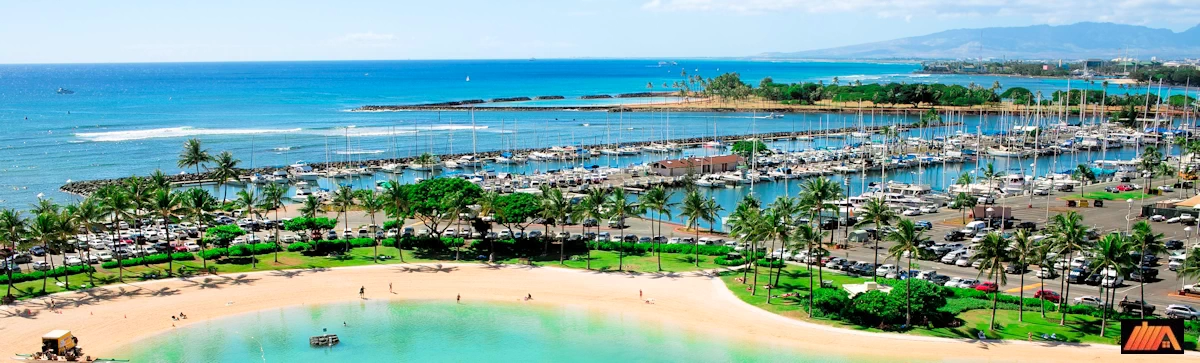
[2,263,1192,362]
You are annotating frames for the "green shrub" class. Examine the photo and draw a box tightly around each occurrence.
[755,259,786,268]
[812,288,850,316]
[287,242,311,252]
[199,248,227,260]
[100,252,195,268]
[586,241,731,256]
[0,265,95,284]
[715,257,747,266]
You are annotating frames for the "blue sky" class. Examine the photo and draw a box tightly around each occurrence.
[1,0,1197,63]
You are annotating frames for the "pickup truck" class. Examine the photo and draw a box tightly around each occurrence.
[1119,300,1156,315]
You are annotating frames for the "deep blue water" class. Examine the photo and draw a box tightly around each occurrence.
[0,59,1192,210]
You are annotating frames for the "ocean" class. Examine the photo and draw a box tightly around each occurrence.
[0,59,1190,211]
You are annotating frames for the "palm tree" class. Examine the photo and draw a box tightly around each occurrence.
[1049,211,1087,326]
[886,219,924,326]
[381,181,410,262]
[604,189,638,271]
[1008,229,1037,322]
[475,191,500,263]
[149,189,181,275]
[0,209,27,302]
[260,183,287,263]
[971,232,1010,330]
[1072,164,1096,199]
[331,185,357,253]
[725,195,762,283]
[767,196,800,286]
[233,189,261,267]
[149,169,171,191]
[181,188,217,273]
[357,190,386,263]
[856,197,896,281]
[1090,233,1134,336]
[71,198,106,286]
[980,163,1004,203]
[799,177,841,284]
[1139,146,1163,193]
[702,197,723,236]
[123,176,152,231]
[97,185,135,282]
[539,186,569,260]
[212,151,241,203]
[680,190,707,268]
[792,224,825,316]
[1130,221,1165,318]
[177,138,211,186]
[581,188,610,270]
[30,199,60,215]
[298,195,322,219]
[28,212,60,293]
[953,192,977,223]
[639,186,675,271]
[53,208,78,290]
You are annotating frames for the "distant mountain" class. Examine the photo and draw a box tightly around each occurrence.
[762,22,1200,60]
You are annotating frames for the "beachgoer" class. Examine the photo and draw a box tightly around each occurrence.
[359,286,365,298]
[343,321,347,327]
[639,289,642,298]
[389,283,393,293]
[1027,332,1032,342]
[527,293,532,300]
[457,294,461,303]
[171,316,177,321]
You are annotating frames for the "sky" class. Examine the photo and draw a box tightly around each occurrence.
[1,0,1198,64]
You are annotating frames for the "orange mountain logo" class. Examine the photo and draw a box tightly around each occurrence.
[1121,320,1185,354]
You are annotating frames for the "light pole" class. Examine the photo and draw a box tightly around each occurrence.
[1184,226,1193,292]
[1125,198,1134,233]
[1028,162,1036,208]
[986,207,995,232]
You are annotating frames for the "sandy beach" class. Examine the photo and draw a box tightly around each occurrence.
[3,263,1194,362]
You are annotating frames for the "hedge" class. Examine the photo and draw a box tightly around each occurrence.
[755,259,786,268]
[287,242,311,252]
[586,241,732,256]
[200,243,278,260]
[101,252,196,269]
[0,265,96,284]
[715,257,747,266]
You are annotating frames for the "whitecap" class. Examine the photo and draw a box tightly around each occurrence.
[74,126,303,142]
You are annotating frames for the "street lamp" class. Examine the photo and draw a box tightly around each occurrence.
[1185,226,1193,291]
[986,207,995,231]
[1028,162,1036,208]
[1125,198,1134,233]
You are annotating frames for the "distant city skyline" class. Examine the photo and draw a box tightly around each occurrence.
[2,0,1198,64]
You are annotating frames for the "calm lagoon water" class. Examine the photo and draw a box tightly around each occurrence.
[120,301,845,363]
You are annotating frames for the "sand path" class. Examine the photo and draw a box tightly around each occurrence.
[1,263,1194,362]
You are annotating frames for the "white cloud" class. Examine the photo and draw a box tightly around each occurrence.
[640,0,1200,28]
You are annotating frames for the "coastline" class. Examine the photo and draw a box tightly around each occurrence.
[2,263,1191,362]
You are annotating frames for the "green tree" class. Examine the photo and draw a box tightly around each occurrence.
[792,224,825,315]
[953,192,977,222]
[767,196,801,287]
[181,188,217,273]
[680,190,707,268]
[799,177,842,284]
[1139,146,1163,194]
[730,140,770,159]
[149,189,182,274]
[604,189,639,271]
[1130,221,1165,318]
[70,198,106,286]
[1049,211,1087,326]
[971,232,1010,330]
[539,186,570,260]
[1072,164,1096,199]
[177,138,211,186]
[260,183,288,263]
[381,181,411,262]
[580,188,611,270]
[406,178,482,237]
[1008,229,1037,322]
[28,212,62,292]
[856,197,896,282]
[980,163,1004,203]
[212,151,241,203]
[330,186,356,253]
[356,190,386,263]
[298,195,322,219]
[1090,233,1134,336]
[0,209,27,302]
[639,186,675,271]
[885,219,924,326]
[494,192,541,240]
[97,185,135,282]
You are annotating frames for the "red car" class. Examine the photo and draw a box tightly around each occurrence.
[975,282,999,293]
[1116,184,1135,192]
[1034,289,1061,303]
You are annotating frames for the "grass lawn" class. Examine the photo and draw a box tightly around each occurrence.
[716,265,1193,346]
[1063,191,1150,201]
[5,248,720,300]
[499,250,723,273]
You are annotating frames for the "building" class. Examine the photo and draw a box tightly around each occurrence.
[650,155,743,177]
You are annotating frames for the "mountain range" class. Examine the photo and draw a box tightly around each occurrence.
[761,22,1200,60]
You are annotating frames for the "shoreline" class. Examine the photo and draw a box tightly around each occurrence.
[2,263,1190,362]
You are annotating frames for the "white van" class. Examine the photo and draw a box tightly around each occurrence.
[960,221,987,235]
[941,250,966,264]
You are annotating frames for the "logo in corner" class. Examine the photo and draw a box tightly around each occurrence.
[1121,320,1184,354]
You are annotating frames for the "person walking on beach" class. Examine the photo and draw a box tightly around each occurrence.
[639,290,642,298]
[389,282,393,294]
[359,286,365,299]
[457,294,461,303]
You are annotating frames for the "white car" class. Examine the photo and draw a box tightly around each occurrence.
[1158,185,1175,193]
[1073,295,1104,307]
[1035,269,1057,279]
[1166,304,1200,320]
[875,264,898,277]
[1100,275,1124,288]
[919,205,939,214]
[1150,214,1167,222]
[1182,214,1196,223]
[955,256,972,267]
[184,242,202,252]
[64,256,84,266]
[902,208,921,216]
[96,251,115,262]
[943,277,966,287]
[31,261,51,271]
[1167,217,1182,224]
[955,279,980,289]
[1183,284,1200,294]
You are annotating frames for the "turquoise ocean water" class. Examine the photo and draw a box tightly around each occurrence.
[0,59,1192,214]
[121,301,845,363]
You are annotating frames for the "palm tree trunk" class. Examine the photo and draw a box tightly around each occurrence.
[1018,265,1026,322]
[618,222,625,271]
[806,239,814,317]
[41,248,50,292]
[1058,263,1068,325]
[371,213,378,263]
[114,215,123,282]
[906,255,913,326]
[990,291,998,331]
[872,235,880,282]
[1039,274,1046,318]
[274,209,281,263]
[1061,268,1072,326]
[751,239,760,296]
[558,224,565,265]
[693,225,700,268]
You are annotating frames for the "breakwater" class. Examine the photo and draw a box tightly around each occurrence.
[58,122,959,197]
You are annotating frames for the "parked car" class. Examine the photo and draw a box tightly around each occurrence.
[1150,214,1167,222]
[1167,240,1185,250]
[1005,264,1027,274]
[974,282,999,292]
[1185,284,1200,294]
[914,221,933,231]
[875,264,899,277]
[1073,295,1104,307]
[31,261,51,271]
[64,256,84,266]
[943,277,967,288]
[1034,289,1061,303]
[1129,267,1158,282]
[928,275,951,285]
[96,251,114,262]
[944,230,967,242]
[955,279,980,289]
[30,246,47,256]
[1166,304,1200,320]
[1119,300,1156,315]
